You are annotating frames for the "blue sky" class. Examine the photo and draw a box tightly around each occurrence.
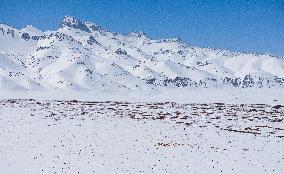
[0,0,283,56]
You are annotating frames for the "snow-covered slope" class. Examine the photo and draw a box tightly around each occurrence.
[1,16,284,91]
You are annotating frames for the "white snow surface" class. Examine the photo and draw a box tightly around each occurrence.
[0,88,284,105]
[0,99,283,174]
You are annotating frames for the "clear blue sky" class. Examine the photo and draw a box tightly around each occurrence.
[0,0,283,56]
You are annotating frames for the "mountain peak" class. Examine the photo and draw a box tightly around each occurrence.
[62,16,79,25]
[60,15,90,33]
[20,25,43,35]
[128,31,149,39]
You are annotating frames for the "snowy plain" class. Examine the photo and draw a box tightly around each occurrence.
[0,99,283,174]
[1,88,284,104]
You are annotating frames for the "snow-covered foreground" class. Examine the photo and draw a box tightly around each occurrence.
[0,99,283,174]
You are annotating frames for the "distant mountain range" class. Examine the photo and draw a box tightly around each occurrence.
[0,16,284,90]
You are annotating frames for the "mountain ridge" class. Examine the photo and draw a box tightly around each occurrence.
[0,16,284,91]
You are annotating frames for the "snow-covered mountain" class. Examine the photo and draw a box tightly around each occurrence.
[1,16,284,91]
